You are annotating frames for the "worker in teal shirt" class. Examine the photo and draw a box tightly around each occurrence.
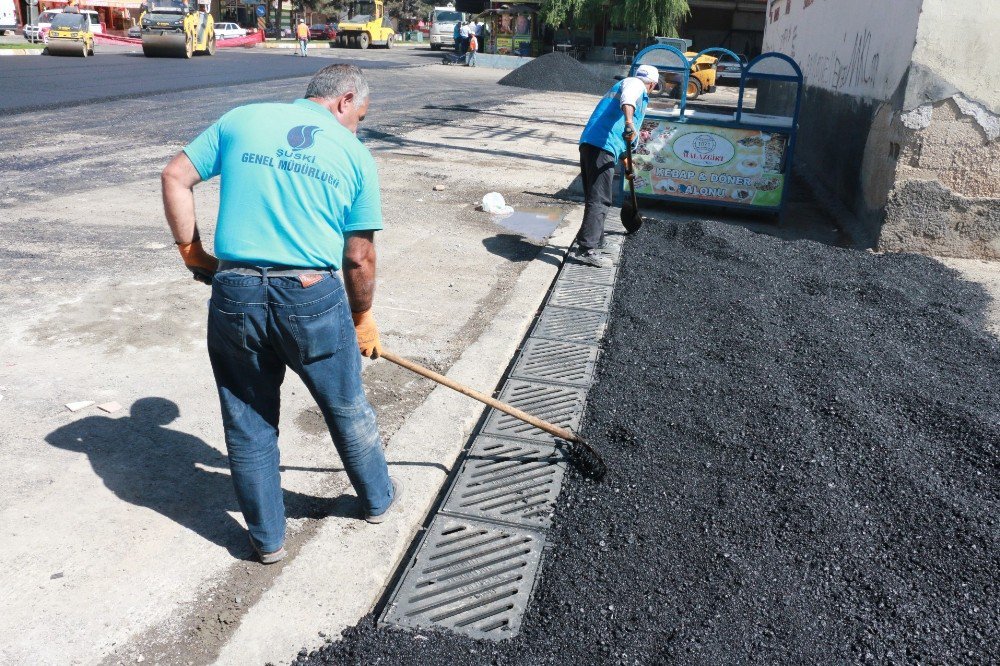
[160,64,402,565]
[575,64,659,267]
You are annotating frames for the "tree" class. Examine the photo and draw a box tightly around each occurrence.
[608,0,689,38]
[540,0,689,39]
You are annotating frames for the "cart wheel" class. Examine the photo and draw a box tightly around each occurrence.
[184,35,194,58]
[206,33,216,55]
[385,35,392,48]
[358,32,370,49]
[80,43,88,57]
[687,78,703,100]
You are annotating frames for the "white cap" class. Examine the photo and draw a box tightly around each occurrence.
[635,64,660,84]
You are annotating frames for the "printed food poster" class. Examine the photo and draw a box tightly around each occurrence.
[631,120,788,208]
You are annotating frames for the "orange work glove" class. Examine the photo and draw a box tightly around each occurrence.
[351,309,382,359]
[176,240,219,285]
[623,123,636,144]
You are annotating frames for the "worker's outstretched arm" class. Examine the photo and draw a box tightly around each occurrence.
[162,152,218,284]
[344,231,382,358]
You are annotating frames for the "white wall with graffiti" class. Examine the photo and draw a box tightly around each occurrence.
[762,0,921,101]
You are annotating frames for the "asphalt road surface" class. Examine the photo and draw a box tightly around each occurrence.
[0,48,518,215]
[0,47,412,113]
[305,219,1000,666]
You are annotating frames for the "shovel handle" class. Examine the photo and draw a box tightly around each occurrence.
[379,350,581,443]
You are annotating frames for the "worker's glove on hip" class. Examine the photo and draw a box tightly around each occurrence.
[351,309,382,359]
[176,240,219,286]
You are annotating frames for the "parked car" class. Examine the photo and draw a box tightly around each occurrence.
[127,24,141,38]
[24,9,102,43]
[214,22,247,39]
[716,53,748,85]
[264,25,291,39]
[23,10,61,42]
[308,23,336,40]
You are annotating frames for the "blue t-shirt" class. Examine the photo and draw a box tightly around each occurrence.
[579,78,649,161]
[183,98,382,269]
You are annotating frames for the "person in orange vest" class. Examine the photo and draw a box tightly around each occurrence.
[465,28,477,67]
[296,18,309,56]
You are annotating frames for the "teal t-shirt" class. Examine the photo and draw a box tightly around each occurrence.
[579,78,649,161]
[183,98,382,269]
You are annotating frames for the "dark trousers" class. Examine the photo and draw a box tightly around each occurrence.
[577,143,616,250]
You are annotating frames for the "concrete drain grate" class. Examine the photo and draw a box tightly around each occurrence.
[482,379,587,442]
[530,306,608,345]
[441,436,567,529]
[560,260,618,285]
[381,235,625,641]
[509,338,600,387]
[548,282,614,312]
[380,515,546,640]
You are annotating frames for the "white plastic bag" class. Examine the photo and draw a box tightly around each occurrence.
[481,192,514,216]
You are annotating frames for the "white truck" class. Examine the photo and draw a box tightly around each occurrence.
[428,4,464,51]
[1,0,18,35]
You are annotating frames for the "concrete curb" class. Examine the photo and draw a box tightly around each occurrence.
[212,211,582,665]
[0,48,45,56]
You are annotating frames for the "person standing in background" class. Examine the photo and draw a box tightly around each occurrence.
[295,19,309,56]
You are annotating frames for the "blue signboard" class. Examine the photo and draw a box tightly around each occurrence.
[255,5,266,17]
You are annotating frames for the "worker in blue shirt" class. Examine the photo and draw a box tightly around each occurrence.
[576,64,659,267]
[160,64,402,565]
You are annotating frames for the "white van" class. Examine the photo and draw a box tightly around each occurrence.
[0,0,17,35]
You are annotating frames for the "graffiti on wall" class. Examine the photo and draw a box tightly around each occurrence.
[763,0,920,100]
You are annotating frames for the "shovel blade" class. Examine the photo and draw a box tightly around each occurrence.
[621,202,643,234]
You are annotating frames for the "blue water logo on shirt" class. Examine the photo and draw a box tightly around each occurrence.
[286,125,322,151]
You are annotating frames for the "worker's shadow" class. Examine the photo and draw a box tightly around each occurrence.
[483,233,563,267]
[44,397,358,558]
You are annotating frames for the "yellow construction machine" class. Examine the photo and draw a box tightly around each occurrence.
[46,11,95,57]
[141,0,215,58]
[332,0,394,49]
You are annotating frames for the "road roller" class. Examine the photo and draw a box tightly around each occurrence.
[332,0,394,49]
[46,11,95,57]
[141,0,215,58]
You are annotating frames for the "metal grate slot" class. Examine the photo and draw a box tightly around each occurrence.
[381,516,546,640]
[442,437,568,528]
[510,338,599,387]
[548,281,614,312]
[530,306,607,345]
[560,260,618,285]
[482,380,587,443]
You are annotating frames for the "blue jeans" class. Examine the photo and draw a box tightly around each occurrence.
[207,267,392,553]
[299,38,308,56]
[465,49,476,66]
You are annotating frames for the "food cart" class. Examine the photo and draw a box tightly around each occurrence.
[624,45,803,216]
[479,2,539,57]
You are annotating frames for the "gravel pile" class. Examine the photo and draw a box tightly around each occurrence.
[499,52,612,96]
[302,220,1000,665]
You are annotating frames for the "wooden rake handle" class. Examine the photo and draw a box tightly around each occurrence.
[378,350,581,444]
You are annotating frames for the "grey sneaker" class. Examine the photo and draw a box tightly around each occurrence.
[573,248,612,268]
[249,537,286,565]
[366,477,403,524]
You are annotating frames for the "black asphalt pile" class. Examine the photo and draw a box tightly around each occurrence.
[498,52,611,95]
[303,220,1000,665]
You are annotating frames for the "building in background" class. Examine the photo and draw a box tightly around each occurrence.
[761,0,999,258]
